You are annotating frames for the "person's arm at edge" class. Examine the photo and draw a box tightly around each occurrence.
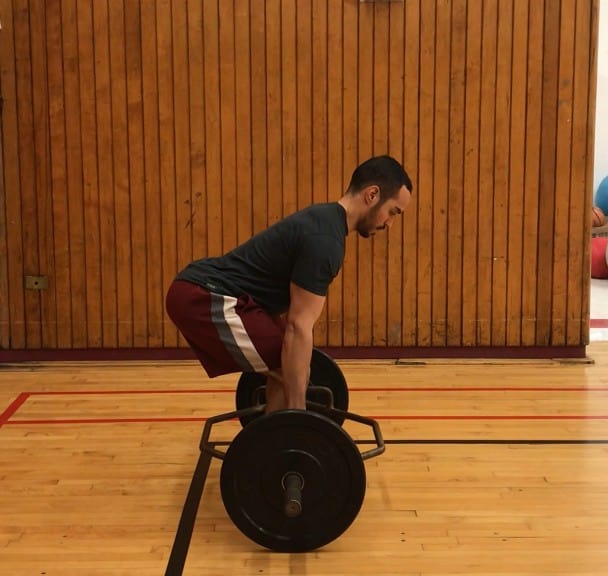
[280,281,327,409]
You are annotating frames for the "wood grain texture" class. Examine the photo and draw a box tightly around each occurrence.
[1,342,608,574]
[0,0,598,352]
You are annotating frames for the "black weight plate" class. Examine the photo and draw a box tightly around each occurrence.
[235,348,349,427]
[220,410,366,552]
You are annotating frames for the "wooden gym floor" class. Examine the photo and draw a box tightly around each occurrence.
[2,343,608,576]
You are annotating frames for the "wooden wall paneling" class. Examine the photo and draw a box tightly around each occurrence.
[250,1,268,235]
[62,0,87,349]
[552,0,577,346]
[506,0,528,346]
[93,0,118,347]
[357,3,374,347]
[124,0,148,347]
[417,0,435,347]
[15,0,42,349]
[31,0,57,348]
[372,1,389,347]
[402,0,420,347]
[109,0,134,348]
[521,0,544,345]
[387,0,405,347]
[0,0,25,349]
[173,0,192,349]
[461,0,482,346]
[140,0,163,347]
[281,0,297,220]
[432,0,451,346]
[536,0,560,345]
[296,0,312,215]
[312,0,329,346]
[566,1,598,345]
[477,0,498,346]
[492,0,510,344]
[77,0,102,347]
[156,0,178,347]
[46,0,70,348]
[0,0,8,349]
[233,0,252,246]
[188,0,208,260]
[477,2,498,346]
[342,0,358,347]
[218,0,237,254]
[446,0,466,346]
[266,0,282,229]
[491,0,513,345]
[327,0,344,346]
[173,1,193,271]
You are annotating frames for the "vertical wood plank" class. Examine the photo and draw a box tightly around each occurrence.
[62,0,86,348]
[124,0,148,347]
[327,0,344,346]
[491,0,513,345]
[342,0,358,347]
[188,0,208,258]
[477,0,498,345]
[108,0,133,348]
[31,0,56,348]
[0,0,25,348]
[266,0,282,228]
[521,0,544,345]
[462,0,482,346]
[251,0,268,234]
[15,0,42,349]
[296,2,312,211]
[157,0,177,346]
[372,1,389,347]
[281,0,297,221]
[432,0,451,346]
[357,2,373,346]
[93,0,117,347]
[46,0,71,348]
[141,0,162,347]
[552,0,576,346]
[173,0,193,277]
[77,0,102,347]
[387,0,405,347]
[536,0,560,345]
[417,0,435,347]
[312,0,328,346]
[219,0,237,251]
[446,0,466,346]
[402,0,420,346]
[567,0,600,344]
[234,0,251,245]
[506,0,529,346]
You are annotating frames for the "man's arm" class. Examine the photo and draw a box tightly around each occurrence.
[280,282,327,409]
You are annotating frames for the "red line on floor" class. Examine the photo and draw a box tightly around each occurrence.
[30,389,232,396]
[590,319,608,328]
[4,414,608,426]
[0,393,30,428]
[24,386,608,397]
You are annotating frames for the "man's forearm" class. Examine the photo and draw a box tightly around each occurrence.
[280,323,313,409]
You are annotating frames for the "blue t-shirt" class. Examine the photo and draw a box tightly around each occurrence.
[175,202,348,315]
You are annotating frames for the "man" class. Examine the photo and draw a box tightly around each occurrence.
[166,155,413,412]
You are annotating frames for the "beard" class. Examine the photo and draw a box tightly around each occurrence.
[356,204,385,238]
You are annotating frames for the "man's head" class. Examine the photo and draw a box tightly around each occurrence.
[344,155,413,238]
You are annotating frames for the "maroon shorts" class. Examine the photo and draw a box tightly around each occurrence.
[165,279,285,377]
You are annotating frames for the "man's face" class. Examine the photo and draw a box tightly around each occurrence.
[356,185,412,238]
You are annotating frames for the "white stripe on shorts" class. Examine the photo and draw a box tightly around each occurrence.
[214,294,269,373]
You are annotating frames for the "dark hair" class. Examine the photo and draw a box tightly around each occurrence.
[347,155,413,202]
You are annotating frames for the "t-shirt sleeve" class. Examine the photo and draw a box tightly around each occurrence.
[291,234,344,296]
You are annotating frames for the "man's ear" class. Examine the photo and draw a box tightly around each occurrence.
[365,185,380,205]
